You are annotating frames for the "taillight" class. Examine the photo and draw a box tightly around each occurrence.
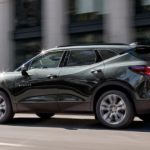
[129,66,150,76]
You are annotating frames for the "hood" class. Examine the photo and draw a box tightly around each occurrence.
[0,71,21,82]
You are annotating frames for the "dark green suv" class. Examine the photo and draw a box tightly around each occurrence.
[0,44,150,129]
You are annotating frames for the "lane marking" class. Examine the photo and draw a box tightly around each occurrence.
[0,142,26,147]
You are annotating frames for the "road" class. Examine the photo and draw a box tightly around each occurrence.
[0,114,150,150]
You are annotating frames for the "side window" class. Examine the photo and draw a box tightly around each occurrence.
[29,51,63,69]
[99,50,118,60]
[66,50,96,67]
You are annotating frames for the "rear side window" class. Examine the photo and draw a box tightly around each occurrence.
[66,50,97,67]
[99,50,118,60]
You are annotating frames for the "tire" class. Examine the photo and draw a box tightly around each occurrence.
[96,90,134,129]
[138,114,150,122]
[36,113,54,119]
[0,91,14,123]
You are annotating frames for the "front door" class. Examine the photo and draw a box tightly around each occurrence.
[15,50,64,112]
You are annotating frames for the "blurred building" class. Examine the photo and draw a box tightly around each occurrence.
[0,0,150,70]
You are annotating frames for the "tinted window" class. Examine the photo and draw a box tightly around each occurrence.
[99,50,117,60]
[29,51,63,69]
[67,50,96,67]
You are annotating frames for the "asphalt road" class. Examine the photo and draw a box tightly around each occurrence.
[0,114,150,150]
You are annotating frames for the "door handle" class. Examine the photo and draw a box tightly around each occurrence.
[47,74,58,79]
[91,69,102,74]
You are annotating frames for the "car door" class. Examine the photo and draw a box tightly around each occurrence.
[58,49,105,112]
[15,50,64,112]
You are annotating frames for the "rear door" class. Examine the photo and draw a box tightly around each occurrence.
[58,48,105,112]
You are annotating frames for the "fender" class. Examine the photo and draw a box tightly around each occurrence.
[0,86,17,112]
[91,79,137,111]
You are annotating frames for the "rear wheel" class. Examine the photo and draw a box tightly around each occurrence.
[138,114,150,122]
[96,90,134,129]
[36,113,54,119]
[0,91,14,123]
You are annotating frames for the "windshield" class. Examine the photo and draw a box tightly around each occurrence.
[15,49,64,71]
[15,53,42,71]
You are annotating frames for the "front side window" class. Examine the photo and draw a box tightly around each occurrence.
[66,50,97,67]
[29,51,63,69]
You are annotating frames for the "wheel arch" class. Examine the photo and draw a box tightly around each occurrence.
[0,87,17,112]
[92,80,137,115]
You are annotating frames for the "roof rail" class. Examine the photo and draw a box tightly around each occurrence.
[129,42,138,47]
[129,42,150,48]
[58,43,128,47]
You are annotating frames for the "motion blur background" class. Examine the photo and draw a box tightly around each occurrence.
[0,0,150,71]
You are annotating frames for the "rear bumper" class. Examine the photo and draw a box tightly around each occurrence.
[135,100,150,114]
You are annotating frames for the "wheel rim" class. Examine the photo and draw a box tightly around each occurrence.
[100,94,126,125]
[0,96,6,119]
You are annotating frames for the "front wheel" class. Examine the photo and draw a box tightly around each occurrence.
[36,113,54,119]
[96,90,134,129]
[0,91,14,123]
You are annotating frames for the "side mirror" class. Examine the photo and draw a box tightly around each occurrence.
[21,65,28,76]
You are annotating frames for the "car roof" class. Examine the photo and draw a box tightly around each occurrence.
[44,45,130,53]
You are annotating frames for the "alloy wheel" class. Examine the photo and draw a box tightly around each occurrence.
[100,94,126,125]
[0,96,6,120]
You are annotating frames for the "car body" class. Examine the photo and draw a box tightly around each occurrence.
[0,44,150,128]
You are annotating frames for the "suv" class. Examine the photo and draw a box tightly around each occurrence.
[0,44,150,129]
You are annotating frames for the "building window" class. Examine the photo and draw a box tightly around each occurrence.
[142,0,150,12]
[15,0,41,28]
[70,32,103,44]
[69,0,104,23]
[15,39,41,68]
[136,0,150,13]
[136,27,150,44]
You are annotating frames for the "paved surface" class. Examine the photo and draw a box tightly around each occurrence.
[0,114,150,150]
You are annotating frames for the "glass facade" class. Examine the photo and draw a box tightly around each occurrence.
[136,27,150,44]
[13,0,150,68]
[136,0,150,13]
[70,32,103,44]
[14,0,41,67]
[15,39,41,68]
[135,0,150,44]
[142,0,150,12]
[15,0,41,28]
[69,0,103,23]
[69,0,104,44]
